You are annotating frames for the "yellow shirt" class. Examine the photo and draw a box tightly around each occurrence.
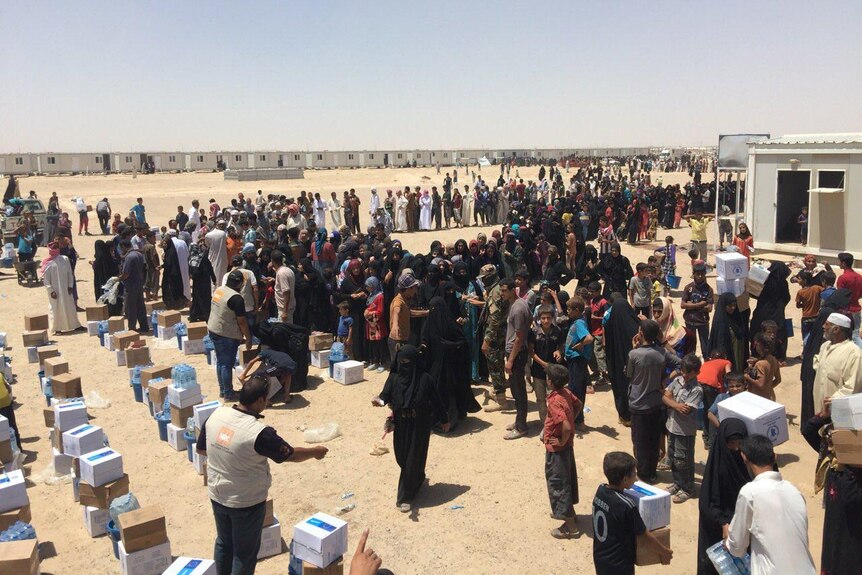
[689,218,708,242]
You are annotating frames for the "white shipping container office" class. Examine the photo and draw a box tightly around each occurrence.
[0,153,38,175]
[745,133,862,258]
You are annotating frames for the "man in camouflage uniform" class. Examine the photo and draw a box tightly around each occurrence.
[480,264,510,412]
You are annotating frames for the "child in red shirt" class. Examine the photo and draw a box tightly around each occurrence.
[544,363,583,540]
[697,350,732,449]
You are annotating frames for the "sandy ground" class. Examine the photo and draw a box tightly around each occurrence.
[2,167,823,575]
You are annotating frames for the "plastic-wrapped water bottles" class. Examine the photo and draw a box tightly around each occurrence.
[130,364,153,386]
[41,373,53,405]
[151,311,161,337]
[174,323,187,337]
[0,521,36,542]
[171,364,197,389]
[162,397,171,418]
[707,542,751,575]
[109,493,140,523]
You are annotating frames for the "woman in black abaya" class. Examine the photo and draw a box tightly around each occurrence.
[187,239,216,322]
[749,261,791,360]
[599,242,633,299]
[707,292,749,371]
[91,239,123,316]
[421,296,480,429]
[800,288,851,422]
[603,295,641,424]
[697,418,750,575]
[294,258,325,330]
[375,345,449,512]
[160,237,187,311]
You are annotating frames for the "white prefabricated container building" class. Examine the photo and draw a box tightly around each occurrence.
[745,133,862,258]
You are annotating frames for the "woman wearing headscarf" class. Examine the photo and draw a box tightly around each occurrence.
[697,418,750,575]
[707,292,749,370]
[364,276,388,371]
[91,239,123,316]
[652,296,688,356]
[467,240,482,280]
[603,295,640,424]
[160,236,186,310]
[800,288,851,422]
[479,241,505,280]
[418,264,444,308]
[332,258,367,362]
[501,232,524,279]
[310,227,335,274]
[801,411,862,575]
[598,242,633,299]
[187,236,216,322]
[543,246,574,292]
[750,261,792,360]
[293,258,322,330]
[374,345,449,512]
[575,244,601,290]
[421,296,480,428]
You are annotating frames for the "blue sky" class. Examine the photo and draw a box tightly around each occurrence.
[1,0,860,152]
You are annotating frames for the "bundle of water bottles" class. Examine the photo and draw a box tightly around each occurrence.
[0,521,36,542]
[150,310,163,336]
[97,320,110,345]
[173,323,187,337]
[129,364,154,386]
[707,542,751,575]
[170,364,197,389]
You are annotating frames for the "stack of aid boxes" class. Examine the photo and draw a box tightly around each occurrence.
[112,331,142,366]
[181,322,208,355]
[0,538,39,575]
[144,301,165,330]
[625,481,672,566]
[291,512,348,573]
[0,415,13,470]
[156,311,183,342]
[77,447,130,540]
[166,378,203,451]
[714,251,751,312]
[309,332,334,369]
[52,400,89,475]
[258,499,284,559]
[0,470,31,564]
[22,317,49,364]
[139,366,172,415]
[103,317,127,351]
[61,422,117,537]
[116,505,172,575]
[85,303,110,336]
[191,401,221,478]
[831,393,862,465]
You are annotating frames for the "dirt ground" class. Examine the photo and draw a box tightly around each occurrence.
[2,166,823,574]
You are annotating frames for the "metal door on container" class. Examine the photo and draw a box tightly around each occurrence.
[153,156,161,171]
[306,154,313,169]
[248,154,255,169]
[184,155,191,171]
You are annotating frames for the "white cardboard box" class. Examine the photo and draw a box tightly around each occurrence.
[53,447,73,475]
[26,346,39,363]
[167,423,188,451]
[193,450,207,475]
[62,424,105,457]
[716,277,746,297]
[87,320,101,337]
[156,326,177,342]
[0,469,29,513]
[193,401,221,429]
[54,401,89,431]
[292,512,348,568]
[258,517,283,559]
[0,414,9,442]
[104,336,115,352]
[116,349,127,367]
[332,360,364,385]
[181,336,206,355]
[715,251,749,280]
[163,558,216,575]
[832,394,862,430]
[717,391,789,445]
[118,539,172,575]
[310,349,330,369]
[83,505,110,537]
[624,481,671,531]
[78,447,124,487]
[168,383,203,409]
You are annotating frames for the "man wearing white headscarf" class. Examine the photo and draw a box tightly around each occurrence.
[327,192,342,228]
[171,232,191,301]
[41,242,82,334]
[206,220,229,291]
[188,199,201,242]
[813,312,862,413]
[369,188,380,216]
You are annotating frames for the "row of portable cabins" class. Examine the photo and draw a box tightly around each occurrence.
[0,148,655,176]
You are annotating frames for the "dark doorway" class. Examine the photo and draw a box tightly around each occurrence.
[775,170,810,243]
[383,153,389,167]
[102,154,111,171]
[139,153,148,170]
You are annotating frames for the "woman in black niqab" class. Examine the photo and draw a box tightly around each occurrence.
[377,345,449,510]
[697,418,750,575]
[92,239,123,316]
[749,261,791,359]
[707,292,749,370]
[603,295,640,422]
[421,296,481,426]
[800,288,851,421]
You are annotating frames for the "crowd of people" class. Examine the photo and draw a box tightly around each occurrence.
[8,156,862,574]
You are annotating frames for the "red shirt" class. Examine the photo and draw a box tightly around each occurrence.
[838,269,862,313]
[698,359,731,390]
[544,388,582,452]
[589,296,609,336]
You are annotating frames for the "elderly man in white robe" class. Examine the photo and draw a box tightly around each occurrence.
[205,220,229,292]
[40,242,82,334]
[394,190,408,232]
[814,312,862,413]
[327,192,342,228]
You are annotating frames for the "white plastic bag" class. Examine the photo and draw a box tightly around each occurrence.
[33,460,73,486]
[84,390,111,409]
[304,423,341,444]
